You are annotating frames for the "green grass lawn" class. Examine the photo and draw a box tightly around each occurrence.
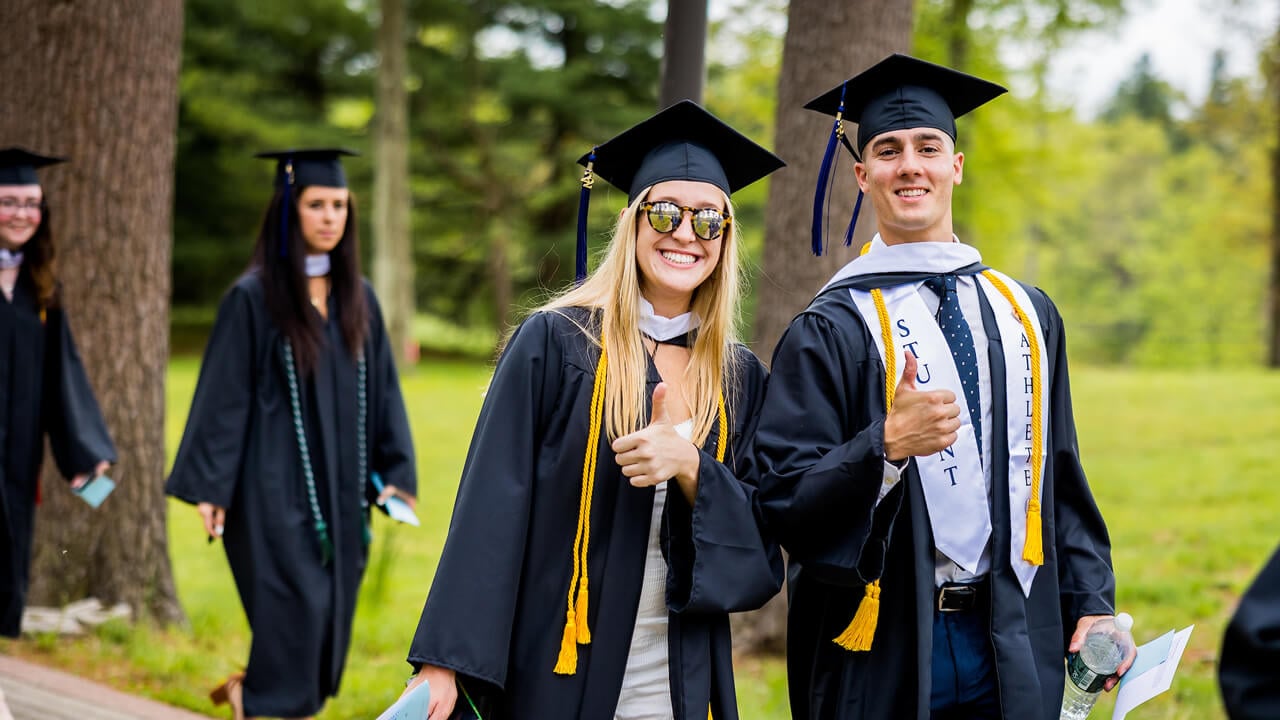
[3,360,1279,719]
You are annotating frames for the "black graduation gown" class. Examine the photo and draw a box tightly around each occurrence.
[406,308,782,720]
[166,273,416,718]
[1220,543,1280,719]
[0,272,116,638]
[755,273,1116,720]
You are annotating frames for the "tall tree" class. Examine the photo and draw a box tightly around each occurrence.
[0,1,185,623]
[660,0,708,106]
[373,0,416,365]
[738,0,914,657]
[753,0,915,359]
[1268,28,1280,367]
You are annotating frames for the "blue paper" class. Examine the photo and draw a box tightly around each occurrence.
[74,475,116,508]
[376,680,430,720]
[371,472,420,527]
[1119,629,1174,688]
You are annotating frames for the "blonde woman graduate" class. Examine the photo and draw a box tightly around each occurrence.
[402,101,785,720]
[0,148,115,639]
[166,149,416,720]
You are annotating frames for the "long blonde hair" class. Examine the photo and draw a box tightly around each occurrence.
[537,185,743,446]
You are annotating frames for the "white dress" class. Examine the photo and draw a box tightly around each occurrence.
[613,419,693,720]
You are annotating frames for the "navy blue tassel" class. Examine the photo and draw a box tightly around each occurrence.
[279,157,294,259]
[843,189,864,247]
[576,149,596,283]
[811,84,847,257]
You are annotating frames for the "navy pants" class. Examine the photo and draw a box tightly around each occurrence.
[930,608,1001,719]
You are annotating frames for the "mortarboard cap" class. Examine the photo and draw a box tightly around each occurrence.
[573,100,784,281]
[0,147,66,185]
[254,148,357,258]
[804,54,1006,256]
[254,148,356,190]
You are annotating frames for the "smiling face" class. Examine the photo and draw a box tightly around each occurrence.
[634,180,726,316]
[296,185,349,254]
[0,184,44,250]
[855,128,964,245]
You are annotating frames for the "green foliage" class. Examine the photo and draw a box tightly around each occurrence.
[173,0,664,330]
[171,1,1278,369]
[911,4,1276,367]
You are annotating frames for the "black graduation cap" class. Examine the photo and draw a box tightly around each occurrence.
[254,148,356,190]
[804,54,1006,256]
[573,100,784,281]
[0,147,66,185]
[253,148,357,258]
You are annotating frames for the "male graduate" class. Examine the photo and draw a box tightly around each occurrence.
[754,55,1131,719]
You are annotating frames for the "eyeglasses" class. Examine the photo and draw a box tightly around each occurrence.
[639,201,731,241]
[0,198,42,214]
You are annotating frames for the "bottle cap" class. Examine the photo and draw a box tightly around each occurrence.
[1115,612,1134,632]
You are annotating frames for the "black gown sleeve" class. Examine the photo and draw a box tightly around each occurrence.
[664,350,784,614]
[1032,290,1116,624]
[1220,543,1280,720]
[755,310,896,585]
[165,283,258,509]
[42,306,117,480]
[406,311,562,688]
[365,287,416,497]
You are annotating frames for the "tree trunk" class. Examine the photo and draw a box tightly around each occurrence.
[1269,30,1280,367]
[373,0,416,366]
[752,0,915,360]
[0,1,185,623]
[735,0,914,657]
[659,0,708,107]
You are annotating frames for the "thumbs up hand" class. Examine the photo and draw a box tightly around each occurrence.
[883,351,962,461]
[612,382,701,503]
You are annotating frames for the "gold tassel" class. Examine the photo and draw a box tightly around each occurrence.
[574,577,591,642]
[833,580,881,651]
[553,611,579,675]
[981,271,1046,569]
[1023,499,1044,565]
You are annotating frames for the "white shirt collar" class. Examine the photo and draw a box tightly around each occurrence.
[305,253,331,278]
[639,296,700,342]
[0,249,24,270]
[820,234,982,292]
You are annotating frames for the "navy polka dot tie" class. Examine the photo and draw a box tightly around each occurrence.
[925,274,982,452]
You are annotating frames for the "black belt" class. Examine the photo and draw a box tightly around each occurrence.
[935,578,989,613]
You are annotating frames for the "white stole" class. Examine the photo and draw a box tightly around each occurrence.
[842,240,1048,596]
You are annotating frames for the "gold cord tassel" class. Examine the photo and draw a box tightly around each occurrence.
[833,580,881,651]
[980,271,1045,567]
[574,576,591,642]
[1023,499,1044,565]
[553,611,579,674]
[832,283,894,652]
[554,343,608,675]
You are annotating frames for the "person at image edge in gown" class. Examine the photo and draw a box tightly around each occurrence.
[0,147,115,641]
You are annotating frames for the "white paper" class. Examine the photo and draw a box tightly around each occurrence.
[1112,625,1194,720]
[377,680,430,720]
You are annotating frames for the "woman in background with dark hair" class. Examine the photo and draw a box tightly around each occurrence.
[0,147,115,640]
[167,149,417,720]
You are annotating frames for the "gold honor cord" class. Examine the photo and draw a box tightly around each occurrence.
[833,242,889,652]
[978,270,1045,565]
[555,339,730,676]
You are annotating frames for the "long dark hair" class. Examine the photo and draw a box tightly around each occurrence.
[21,197,58,310]
[250,187,368,375]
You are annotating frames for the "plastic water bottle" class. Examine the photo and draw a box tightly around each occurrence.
[1060,612,1134,719]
